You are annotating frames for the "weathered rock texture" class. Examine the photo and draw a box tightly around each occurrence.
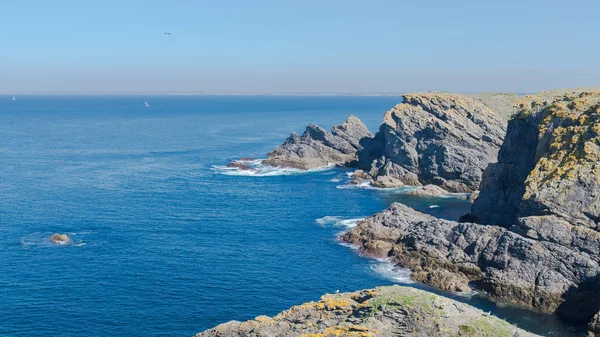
[344,91,600,328]
[471,91,600,231]
[263,115,372,169]
[342,203,600,319]
[356,93,517,192]
[196,286,539,337]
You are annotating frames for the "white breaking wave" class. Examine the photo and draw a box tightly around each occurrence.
[315,216,364,229]
[211,159,334,177]
[328,178,342,182]
[439,193,469,199]
[321,216,414,284]
[429,205,440,208]
[336,181,420,193]
[370,259,414,283]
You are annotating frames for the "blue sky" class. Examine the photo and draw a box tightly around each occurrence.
[1,0,599,93]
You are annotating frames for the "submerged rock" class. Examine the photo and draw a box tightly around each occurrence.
[263,115,373,170]
[50,233,70,244]
[195,285,539,337]
[226,161,256,171]
[356,93,517,192]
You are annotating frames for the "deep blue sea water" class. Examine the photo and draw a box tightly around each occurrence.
[0,96,585,336]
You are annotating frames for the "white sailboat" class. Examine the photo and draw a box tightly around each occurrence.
[144,100,150,107]
[12,96,16,101]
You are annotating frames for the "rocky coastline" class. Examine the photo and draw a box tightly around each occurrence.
[197,286,539,337]
[205,89,600,336]
[341,90,600,335]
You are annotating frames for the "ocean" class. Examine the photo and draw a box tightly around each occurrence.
[0,96,584,336]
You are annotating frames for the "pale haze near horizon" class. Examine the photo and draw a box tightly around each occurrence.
[1,0,599,94]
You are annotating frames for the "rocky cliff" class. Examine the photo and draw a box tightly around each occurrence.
[355,93,517,191]
[342,203,599,320]
[196,286,539,337]
[262,115,373,169]
[342,91,600,330]
[471,91,600,232]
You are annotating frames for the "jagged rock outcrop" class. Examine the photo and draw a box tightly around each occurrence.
[356,93,517,192]
[342,203,600,321]
[196,286,539,337]
[471,91,600,231]
[343,91,600,327]
[262,115,373,169]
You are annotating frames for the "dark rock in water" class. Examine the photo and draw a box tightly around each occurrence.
[262,115,373,169]
[356,93,517,192]
[196,285,540,337]
[237,157,255,161]
[50,233,70,244]
[226,161,255,171]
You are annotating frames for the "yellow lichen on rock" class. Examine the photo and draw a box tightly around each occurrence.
[300,325,379,337]
[523,92,600,198]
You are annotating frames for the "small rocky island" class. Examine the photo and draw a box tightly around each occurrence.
[50,233,70,244]
[197,286,539,337]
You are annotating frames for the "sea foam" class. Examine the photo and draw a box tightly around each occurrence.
[370,259,414,284]
[211,159,334,177]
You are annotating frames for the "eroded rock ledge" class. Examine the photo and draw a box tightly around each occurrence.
[196,286,539,337]
[342,203,599,318]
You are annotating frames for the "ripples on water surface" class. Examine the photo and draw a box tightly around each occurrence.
[0,96,585,336]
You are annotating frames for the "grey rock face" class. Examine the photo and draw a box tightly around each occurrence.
[196,286,540,337]
[342,203,600,321]
[262,115,373,169]
[471,91,600,230]
[357,93,515,192]
[407,184,452,197]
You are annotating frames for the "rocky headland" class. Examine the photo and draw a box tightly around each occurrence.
[260,92,518,192]
[196,285,539,337]
[262,115,373,169]
[354,93,517,191]
[341,91,600,334]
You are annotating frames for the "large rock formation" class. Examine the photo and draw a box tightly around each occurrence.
[356,93,518,191]
[196,286,539,337]
[342,203,599,318]
[262,115,373,169]
[342,91,600,328]
[471,91,600,231]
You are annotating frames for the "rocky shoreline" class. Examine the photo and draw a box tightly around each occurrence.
[340,90,600,335]
[197,286,540,337]
[206,88,600,336]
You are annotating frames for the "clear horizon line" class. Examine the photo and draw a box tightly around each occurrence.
[0,90,527,96]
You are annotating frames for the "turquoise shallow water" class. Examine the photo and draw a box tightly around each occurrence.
[0,96,584,336]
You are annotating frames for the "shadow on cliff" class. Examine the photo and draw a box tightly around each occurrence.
[460,116,540,226]
[556,273,600,324]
